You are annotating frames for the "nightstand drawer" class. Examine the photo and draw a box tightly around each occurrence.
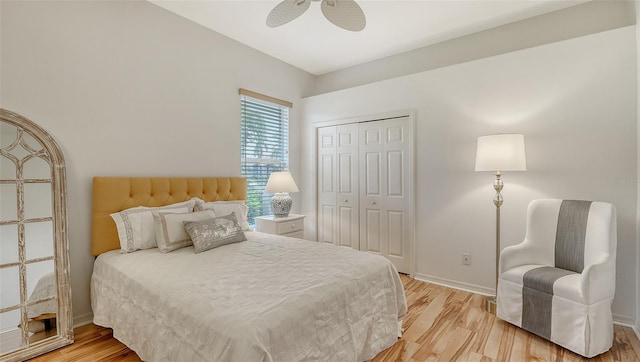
[254,214,305,238]
[283,230,304,239]
[277,219,303,234]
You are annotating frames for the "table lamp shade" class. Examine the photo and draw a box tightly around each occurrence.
[475,134,527,172]
[265,171,299,193]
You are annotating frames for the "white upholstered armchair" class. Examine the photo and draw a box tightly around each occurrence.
[497,199,617,358]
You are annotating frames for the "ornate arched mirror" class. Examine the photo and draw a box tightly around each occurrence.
[0,109,73,360]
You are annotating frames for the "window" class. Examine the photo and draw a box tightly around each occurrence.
[240,89,292,225]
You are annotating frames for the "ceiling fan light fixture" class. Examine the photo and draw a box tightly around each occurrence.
[266,0,311,28]
[267,0,366,32]
[321,0,365,31]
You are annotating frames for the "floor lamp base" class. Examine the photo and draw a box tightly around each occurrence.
[487,296,497,315]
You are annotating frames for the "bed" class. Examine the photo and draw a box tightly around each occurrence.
[90,177,407,361]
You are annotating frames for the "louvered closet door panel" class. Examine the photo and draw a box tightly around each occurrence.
[336,124,359,249]
[317,126,337,244]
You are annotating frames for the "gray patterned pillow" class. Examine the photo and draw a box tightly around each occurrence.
[184,213,247,254]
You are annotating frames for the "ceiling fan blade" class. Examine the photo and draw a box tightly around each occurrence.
[321,0,366,31]
[266,0,311,28]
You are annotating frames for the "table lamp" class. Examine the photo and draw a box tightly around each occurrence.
[265,171,299,217]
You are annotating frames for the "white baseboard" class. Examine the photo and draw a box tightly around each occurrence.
[73,313,93,328]
[414,274,638,329]
[612,313,636,327]
[414,273,494,296]
[612,316,640,342]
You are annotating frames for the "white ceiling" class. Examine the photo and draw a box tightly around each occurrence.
[149,0,588,75]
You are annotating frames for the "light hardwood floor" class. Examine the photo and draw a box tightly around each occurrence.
[31,275,640,361]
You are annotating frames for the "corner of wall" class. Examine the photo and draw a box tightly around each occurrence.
[313,0,635,96]
[635,0,640,335]
[0,0,4,107]
[73,313,94,328]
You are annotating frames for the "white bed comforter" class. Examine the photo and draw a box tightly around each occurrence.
[91,232,407,362]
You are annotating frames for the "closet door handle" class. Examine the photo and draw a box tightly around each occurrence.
[371,201,376,205]
[344,199,348,203]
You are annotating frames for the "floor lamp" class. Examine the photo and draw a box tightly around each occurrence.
[475,133,526,313]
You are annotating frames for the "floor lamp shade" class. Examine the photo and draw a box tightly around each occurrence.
[475,134,527,172]
[265,171,299,216]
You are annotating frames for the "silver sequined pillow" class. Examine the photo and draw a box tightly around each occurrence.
[183,213,247,254]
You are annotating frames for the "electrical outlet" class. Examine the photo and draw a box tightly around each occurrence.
[462,253,471,265]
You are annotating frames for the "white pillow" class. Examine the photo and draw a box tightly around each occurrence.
[193,199,250,231]
[110,199,196,253]
[154,210,216,253]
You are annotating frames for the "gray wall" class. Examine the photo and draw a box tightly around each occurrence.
[0,0,315,324]
[301,26,638,322]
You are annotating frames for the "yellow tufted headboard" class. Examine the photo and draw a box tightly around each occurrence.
[91,177,247,256]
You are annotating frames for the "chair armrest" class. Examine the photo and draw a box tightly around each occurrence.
[499,239,549,275]
[581,254,615,303]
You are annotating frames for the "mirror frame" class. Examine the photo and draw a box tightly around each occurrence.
[0,109,73,361]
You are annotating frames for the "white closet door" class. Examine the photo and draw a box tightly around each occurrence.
[359,117,413,273]
[336,124,359,249]
[359,123,384,256]
[317,126,337,245]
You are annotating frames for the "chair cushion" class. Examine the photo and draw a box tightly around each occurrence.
[501,265,583,303]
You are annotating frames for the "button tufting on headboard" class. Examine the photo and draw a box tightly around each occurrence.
[91,177,247,256]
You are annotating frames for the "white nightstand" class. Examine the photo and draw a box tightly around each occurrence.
[254,214,305,239]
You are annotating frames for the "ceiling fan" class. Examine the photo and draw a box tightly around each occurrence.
[266,0,366,32]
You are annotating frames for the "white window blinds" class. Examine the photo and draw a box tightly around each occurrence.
[240,89,291,224]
